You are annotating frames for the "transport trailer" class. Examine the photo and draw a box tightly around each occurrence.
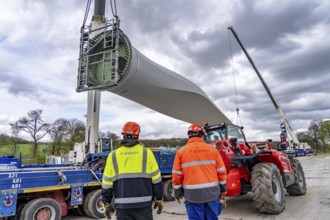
[0,148,176,220]
[0,161,105,220]
[151,147,176,202]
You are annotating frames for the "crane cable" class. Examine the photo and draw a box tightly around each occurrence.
[82,0,92,32]
[227,29,243,127]
[109,0,118,19]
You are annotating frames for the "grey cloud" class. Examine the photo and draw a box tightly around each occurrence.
[232,1,321,51]
[170,28,230,69]
[0,72,36,95]
[117,0,205,34]
[269,44,330,80]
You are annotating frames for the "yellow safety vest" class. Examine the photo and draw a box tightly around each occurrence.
[102,144,162,208]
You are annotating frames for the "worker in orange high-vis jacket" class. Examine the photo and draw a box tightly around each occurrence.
[172,123,227,220]
[102,122,164,220]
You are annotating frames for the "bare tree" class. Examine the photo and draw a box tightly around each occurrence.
[9,122,20,156]
[15,109,50,161]
[49,118,70,155]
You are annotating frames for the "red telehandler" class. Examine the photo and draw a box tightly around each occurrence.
[204,122,306,214]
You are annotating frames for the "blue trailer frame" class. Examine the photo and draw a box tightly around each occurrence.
[0,148,176,219]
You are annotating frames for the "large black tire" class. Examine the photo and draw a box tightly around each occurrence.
[251,163,286,214]
[83,189,105,219]
[83,191,92,217]
[286,159,307,195]
[163,179,175,201]
[19,198,61,220]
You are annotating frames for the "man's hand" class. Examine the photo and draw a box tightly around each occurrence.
[153,199,164,214]
[174,188,183,204]
[220,191,227,200]
[220,191,227,209]
[103,203,115,219]
[220,197,227,209]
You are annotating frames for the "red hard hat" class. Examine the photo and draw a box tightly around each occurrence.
[187,124,205,137]
[122,121,140,138]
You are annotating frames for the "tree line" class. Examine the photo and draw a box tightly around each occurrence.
[4,109,187,161]
[8,109,86,160]
[296,119,330,153]
[2,109,330,162]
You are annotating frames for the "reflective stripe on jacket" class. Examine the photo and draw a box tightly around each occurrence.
[102,144,163,209]
[172,137,227,203]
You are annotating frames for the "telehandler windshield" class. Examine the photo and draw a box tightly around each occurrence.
[205,123,247,143]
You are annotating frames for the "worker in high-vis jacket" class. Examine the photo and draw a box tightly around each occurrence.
[101,121,164,220]
[172,123,227,220]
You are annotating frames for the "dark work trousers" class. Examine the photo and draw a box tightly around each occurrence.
[116,206,153,220]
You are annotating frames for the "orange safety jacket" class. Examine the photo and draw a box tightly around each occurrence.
[172,137,227,203]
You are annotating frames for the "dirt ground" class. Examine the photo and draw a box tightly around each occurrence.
[67,154,330,220]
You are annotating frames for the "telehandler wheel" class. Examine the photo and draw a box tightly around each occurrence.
[251,163,285,214]
[163,179,175,201]
[83,189,105,219]
[286,159,307,195]
[19,198,61,220]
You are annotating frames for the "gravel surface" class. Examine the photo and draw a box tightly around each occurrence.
[65,154,330,220]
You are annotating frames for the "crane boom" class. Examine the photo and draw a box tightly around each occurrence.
[227,26,299,145]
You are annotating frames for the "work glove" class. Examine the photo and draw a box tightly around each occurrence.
[174,188,183,204]
[153,199,164,214]
[103,203,115,219]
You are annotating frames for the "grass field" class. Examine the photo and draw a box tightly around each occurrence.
[0,143,51,164]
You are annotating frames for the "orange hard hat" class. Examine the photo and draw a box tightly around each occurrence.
[122,121,140,139]
[187,124,205,137]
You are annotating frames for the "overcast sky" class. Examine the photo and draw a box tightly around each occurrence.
[0,0,329,142]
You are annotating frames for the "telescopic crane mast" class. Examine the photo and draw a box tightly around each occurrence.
[83,0,108,153]
[227,26,300,146]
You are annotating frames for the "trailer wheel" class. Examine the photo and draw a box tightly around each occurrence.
[251,163,285,214]
[83,189,105,218]
[83,191,93,218]
[19,198,61,220]
[163,179,175,201]
[286,159,307,195]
